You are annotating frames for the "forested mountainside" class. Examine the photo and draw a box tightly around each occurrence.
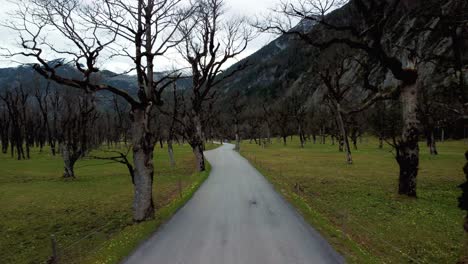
[0,65,192,97]
[220,0,467,105]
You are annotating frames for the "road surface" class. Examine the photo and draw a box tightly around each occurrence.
[124,143,344,264]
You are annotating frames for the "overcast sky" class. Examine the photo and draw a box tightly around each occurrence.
[0,0,280,73]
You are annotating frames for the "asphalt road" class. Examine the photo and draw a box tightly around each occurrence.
[123,143,344,264]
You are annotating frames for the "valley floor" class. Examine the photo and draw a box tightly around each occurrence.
[0,144,210,264]
[240,137,466,263]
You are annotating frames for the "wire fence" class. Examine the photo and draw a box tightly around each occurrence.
[246,152,451,264]
[44,168,189,264]
[44,216,127,264]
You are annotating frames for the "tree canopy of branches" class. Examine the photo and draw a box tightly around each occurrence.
[257,0,468,197]
[4,0,195,222]
[174,0,253,171]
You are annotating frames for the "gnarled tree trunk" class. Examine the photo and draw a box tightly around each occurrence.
[335,102,352,164]
[396,81,420,197]
[62,145,78,179]
[298,124,305,148]
[192,143,205,172]
[426,129,438,155]
[190,113,206,172]
[131,107,155,222]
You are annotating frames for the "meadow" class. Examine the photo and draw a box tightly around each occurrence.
[240,137,466,263]
[0,143,212,264]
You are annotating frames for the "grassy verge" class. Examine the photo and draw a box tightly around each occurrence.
[0,144,209,264]
[82,164,210,264]
[205,141,223,151]
[240,137,466,263]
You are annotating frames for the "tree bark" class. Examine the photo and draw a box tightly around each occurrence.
[396,81,420,197]
[131,107,155,222]
[298,124,305,148]
[335,102,353,164]
[427,130,438,155]
[62,145,77,179]
[193,143,205,172]
[189,113,206,172]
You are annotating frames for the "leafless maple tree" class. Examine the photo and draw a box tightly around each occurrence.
[256,0,463,197]
[176,0,254,171]
[3,0,194,222]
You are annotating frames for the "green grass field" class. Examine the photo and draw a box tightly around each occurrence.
[0,143,211,264]
[240,137,466,263]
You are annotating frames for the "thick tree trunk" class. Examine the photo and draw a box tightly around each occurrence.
[62,145,77,179]
[131,107,155,222]
[298,125,305,148]
[266,125,271,144]
[397,82,420,197]
[50,141,56,156]
[26,141,30,160]
[191,113,206,172]
[427,130,438,155]
[193,143,205,172]
[352,136,358,151]
[335,103,353,164]
[1,139,7,154]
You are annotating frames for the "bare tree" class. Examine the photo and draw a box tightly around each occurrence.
[4,0,193,222]
[176,0,253,171]
[0,85,30,160]
[272,98,293,146]
[261,102,273,145]
[167,82,182,167]
[257,0,457,196]
[0,106,9,154]
[58,91,98,178]
[230,91,244,151]
[319,56,355,164]
[289,91,309,148]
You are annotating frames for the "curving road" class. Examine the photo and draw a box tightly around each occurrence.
[123,143,344,264]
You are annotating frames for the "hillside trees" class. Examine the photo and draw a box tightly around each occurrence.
[5,0,194,222]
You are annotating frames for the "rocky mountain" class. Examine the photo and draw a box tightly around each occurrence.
[0,0,465,110]
[218,0,467,109]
